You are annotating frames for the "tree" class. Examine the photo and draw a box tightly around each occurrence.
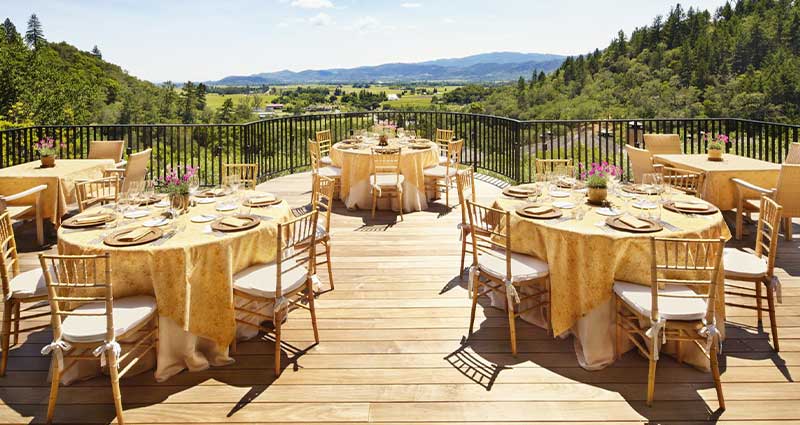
[195,83,207,110]
[516,76,526,94]
[179,81,196,123]
[2,19,20,44]
[217,98,234,123]
[91,45,102,59]
[24,14,45,50]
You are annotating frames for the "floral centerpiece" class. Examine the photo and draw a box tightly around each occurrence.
[705,133,730,161]
[158,164,199,213]
[580,161,622,204]
[33,137,65,168]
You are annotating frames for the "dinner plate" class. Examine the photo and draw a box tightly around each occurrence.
[154,200,170,208]
[633,200,658,210]
[596,207,623,217]
[143,217,170,227]
[190,214,217,223]
[195,197,215,204]
[215,203,237,212]
[549,190,570,198]
[123,209,149,219]
[553,201,576,209]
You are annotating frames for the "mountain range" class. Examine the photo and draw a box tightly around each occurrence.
[206,52,566,85]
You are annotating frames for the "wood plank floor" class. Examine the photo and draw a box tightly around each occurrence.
[3,171,800,424]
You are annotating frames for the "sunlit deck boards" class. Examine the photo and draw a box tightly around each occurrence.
[3,171,800,424]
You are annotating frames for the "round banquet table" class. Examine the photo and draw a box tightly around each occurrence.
[56,191,293,383]
[492,190,732,371]
[330,139,439,212]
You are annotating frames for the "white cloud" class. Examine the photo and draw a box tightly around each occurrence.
[290,0,333,9]
[401,2,422,8]
[349,16,381,33]
[442,17,455,24]
[308,12,333,26]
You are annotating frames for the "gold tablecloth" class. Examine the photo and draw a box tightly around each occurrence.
[57,192,292,381]
[0,159,115,225]
[654,154,780,210]
[331,140,439,211]
[494,193,731,369]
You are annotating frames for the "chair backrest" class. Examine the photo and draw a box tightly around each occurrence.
[122,149,151,193]
[445,139,464,168]
[312,174,335,233]
[534,159,573,180]
[775,164,800,216]
[223,164,259,189]
[435,129,454,157]
[0,212,19,300]
[308,139,322,172]
[643,134,682,155]
[39,253,114,344]
[661,166,704,198]
[88,140,125,163]
[275,211,318,297]
[370,147,402,186]
[455,167,476,226]
[316,130,332,158]
[625,144,656,184]
[649,237,725,324]
[753,196,782,277]
[785,142,800,164]
[466,200,512,281]
[76,176,119,212]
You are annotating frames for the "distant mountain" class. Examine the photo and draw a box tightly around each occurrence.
[206,52,566,85]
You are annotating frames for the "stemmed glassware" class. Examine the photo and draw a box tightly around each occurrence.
[188,175,200,204]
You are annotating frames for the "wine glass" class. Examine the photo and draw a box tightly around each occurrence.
[188,175,200,200]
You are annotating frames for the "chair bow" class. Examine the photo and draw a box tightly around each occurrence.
[93,340,122,358]
[504,278,521,304]
[468,266,478,298]
[41,340,72,370]
[274,296,289,315]
[645,316,667,360]
[770,276,783,303]
[310,274,322,292]
[698,318,721,355]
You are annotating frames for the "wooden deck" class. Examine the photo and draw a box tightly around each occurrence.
[3,171,800,424]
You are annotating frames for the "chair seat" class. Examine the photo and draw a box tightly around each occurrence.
[723,248,767,279]
[613,281,707,321]
[320,156,333,165]
[423,165,457,178]
[478,249,549,283]
[743,199,761,211]
[316,224,329,240]
[61,296,157,344]
[318,166,342,178]
[438,155,451,165]
[9,268,48,299]
[371,174,404,188]
[234,261,309,299]
[5,205,34,219]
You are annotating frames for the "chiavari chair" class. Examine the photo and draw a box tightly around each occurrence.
[370,147,404,220]
[75,176,119,212]
[223,163,259,189]
[455,167,476,276]
[311,174,335,291]
[660,166,705,198]
[643,133,682,155]
[424,139,463,208]
[435,128,455,165]
[315,129,334,165]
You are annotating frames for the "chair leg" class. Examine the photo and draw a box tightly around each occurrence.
[398,192,404,221]
[459,232,467,276]
[755,280,763,324]
[710,340,725,410]
[307,282,320,344]
[614,296,622,361]
[735,202,744,240]
[785,217,793,241]
[274,308,283,377]
[468,279,479,335]
[506,292,518,357]
[12,302,20,346]
[371,191,377,219]
[646,344,658,406]
[1,300,12,376]
[325,242,334,291]
[45,356,61,424]
[766,282,780,352]
[108,351,125,425]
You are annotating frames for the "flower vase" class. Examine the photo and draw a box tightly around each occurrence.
[40,155,55,168]
[170,193,190,215]
[707,148,723,161]
[587,187,607,205]
[378,134,388,147]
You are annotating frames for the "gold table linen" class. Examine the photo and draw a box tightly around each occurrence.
[654,154,780,210]
[0,159,115,225]
[330,140,439,210]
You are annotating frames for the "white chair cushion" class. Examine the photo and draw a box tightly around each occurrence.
[234,261,309,299]
[320,156,333,165]
[316,224,328,239]
[723,247,767,279]
[438,155,450,165]
[613,281,707,321]
[61,296,157,344]
[371,174,404,187]
[9,268,49,299]
[318,166,341,178]
[477,249,549,282]
[423,165,457,178]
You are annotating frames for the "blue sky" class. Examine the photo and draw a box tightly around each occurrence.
[5,0,727,82]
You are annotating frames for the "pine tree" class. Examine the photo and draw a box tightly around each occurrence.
[24,14,45,50]
[2,18,20,44]
[217,98,234,123]
[91,45,102,59]
[179,81,196,124]
[195,83,207,110]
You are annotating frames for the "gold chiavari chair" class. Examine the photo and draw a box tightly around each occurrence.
[39,253,158,424]
[308,139,342,180]
[311,174,335,291]
[643,133,683,155]
[455,167,476,276]
[315,130,334,165]
[88,140,126,165]
[232,211,320,376]
[435,128,455,165]
[661,166,705,198]
[424,139,463,208]
[534,158,573,181]
[75,176,119,212]
[370,147,404,220]
[466,201,550,355]
[223,163,259,189]
[733,163,800,240]
[724,196,783,351]
[0,212,51,375]
[613,237,726,407]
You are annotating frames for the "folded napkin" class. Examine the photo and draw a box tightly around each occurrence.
[74,214,109,224]
[118,227,150,242]
[221,217,250,228]
[620,215,650,229]
[525,206,554,215]
[248,194,276,205]
[674,201,708,211]
[509,186,536,194]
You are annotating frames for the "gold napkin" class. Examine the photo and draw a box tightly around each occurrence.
[509,186,535,194]
[118,227,150,242]
[74,214,109,224]
[221,217,249,228]
[674,201,708,211]
[620,215,650,229]
[525,206,554,215]
[248,194,276,205]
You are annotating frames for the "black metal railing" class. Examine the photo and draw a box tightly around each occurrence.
[1,113,798,185]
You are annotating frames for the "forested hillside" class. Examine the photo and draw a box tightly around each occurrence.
[474,0,800,123]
